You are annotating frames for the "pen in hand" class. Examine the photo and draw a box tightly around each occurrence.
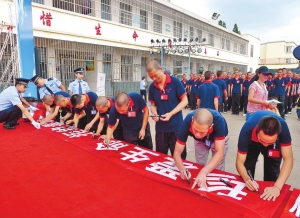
[247,170,260,194]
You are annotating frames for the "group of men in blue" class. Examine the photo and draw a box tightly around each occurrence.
[0,60,294,202]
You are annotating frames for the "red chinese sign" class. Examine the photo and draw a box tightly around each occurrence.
[204,48,207,54]
[132,30,138,41]
[40,11,53,27]
[95,23,101,35]
[217,51,219,56]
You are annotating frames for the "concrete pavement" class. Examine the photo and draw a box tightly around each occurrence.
[148,108,300,189]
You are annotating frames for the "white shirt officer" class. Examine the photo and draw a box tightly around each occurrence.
[68,67,90,95]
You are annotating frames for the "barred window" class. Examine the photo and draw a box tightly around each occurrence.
[286,46,292,53]
[173,60,182,75]
[233,42,237,52]
[120,2,132,26]
[197,29,202,41]
[140,10,147,30]
[173,21,182,38]
[101,0,111,21]
[121,55,133,81]
[221,38,225,49]
[240,43,246,55]
[250,45,254,57]
[153,14,162,33]
[209,33,214,47]
[226,39,230,51]
[190,27,194,39]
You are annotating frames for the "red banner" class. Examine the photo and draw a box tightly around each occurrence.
[281,188,300,217]
[40,122,291,218]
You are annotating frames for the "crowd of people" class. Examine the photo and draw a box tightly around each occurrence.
[0,60,297,202]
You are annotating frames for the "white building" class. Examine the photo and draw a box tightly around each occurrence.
[0,0,260,96]
[259,41,299,70]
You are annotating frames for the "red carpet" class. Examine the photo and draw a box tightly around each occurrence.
[0,120,242,218]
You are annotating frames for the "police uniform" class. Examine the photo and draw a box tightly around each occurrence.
[177,109,229,170]
[238,111,291,181]
[149,73,187,159]
[108,92,153,149]
[31,74,63,99]
[0,78,29,129]
[68,68,90,95]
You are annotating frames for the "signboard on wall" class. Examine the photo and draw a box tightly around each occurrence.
[96,72,106,96]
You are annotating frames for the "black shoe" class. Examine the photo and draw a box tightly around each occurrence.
[3,123,15,130]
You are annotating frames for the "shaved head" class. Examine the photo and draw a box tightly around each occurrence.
[54,94,66,104]
[194,109,213,126]
[43,94,53,103]
[115,92,129,107]
[96,96,108,108]
[146,59,162,72]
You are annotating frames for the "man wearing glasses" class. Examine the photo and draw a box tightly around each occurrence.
[0,78,40,130]
[236,110,293,201]
[174,108,229,189]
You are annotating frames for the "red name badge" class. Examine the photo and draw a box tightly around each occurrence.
[161,94,168,100]
[127,111,136,117]
[268,149,281,158]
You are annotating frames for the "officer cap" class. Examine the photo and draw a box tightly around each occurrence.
[258,66,272,75]
[30,74,41,84]
[74,68,84,74]
[15,78,30,87]
[293,45,300,61]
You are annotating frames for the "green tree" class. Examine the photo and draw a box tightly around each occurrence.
[222,22,227,28]
[233,23,241,34]
[218,20,223,26]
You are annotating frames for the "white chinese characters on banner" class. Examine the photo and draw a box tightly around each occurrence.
[145,157,198,180]
[198,173,247,200]
[120,147,159,163]
[96,140,129,150]
[42,122,92,138]
[62,130,92,138]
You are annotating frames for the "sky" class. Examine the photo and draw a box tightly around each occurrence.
[170,0,300,45]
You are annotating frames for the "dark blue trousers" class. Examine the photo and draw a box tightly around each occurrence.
[0,105,22,125]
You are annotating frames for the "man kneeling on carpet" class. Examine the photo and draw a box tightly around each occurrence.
[104,92,153,149]
[0,78,40,130]
[174,108,229,189]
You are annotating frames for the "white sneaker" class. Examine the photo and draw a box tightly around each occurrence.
[223,112,227,114]
[285,114,288,117]
[288,112,291,114]
[243,114,246,116]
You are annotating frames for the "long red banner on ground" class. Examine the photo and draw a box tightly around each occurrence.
[39,121,295,218]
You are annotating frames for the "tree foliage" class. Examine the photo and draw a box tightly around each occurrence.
[233,23,241,34]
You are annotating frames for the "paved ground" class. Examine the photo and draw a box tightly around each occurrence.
[147,107,300,189]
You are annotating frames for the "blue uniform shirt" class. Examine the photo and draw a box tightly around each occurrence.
[189,79,199,94]
[238,111,291,154]
[231,77,243,94]
[38,78,62,99]
[273,77,288,95]
[223,78,231,91]
[0,86,22,111]
[286,77,293,94]
[181,79,188,89]
[149,74,186,132]
[212,78,226,102]
[265,79,275,96]
[196,81,220,109]
[108,92,146,133]
[295,78,299,92]
[242,79,251,96]
[177,109,228,145]
[68,79,90,94]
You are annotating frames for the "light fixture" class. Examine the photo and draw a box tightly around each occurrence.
[165,48,170,54]
[202,38,206,42]
[172,49,177,54]
[178,48,184,54]
[184,48,189,53]
[162,39,166,43]
[194,37,199,42]
[168,39,172,43]
[189,38,193,42]
[149,49,154,55]
[178,38,182,42]
[183,38,187,42]
[157,49,161,54]
[191,48,196,53]
[151,39,155,44]
[197,47,202,53]
[173,38,177,43]
[156,39,161,44]
[211,12,220,20]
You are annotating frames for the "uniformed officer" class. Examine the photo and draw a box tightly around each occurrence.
[70,91,100,132]
[0,78,40,130]
[174,108,229,189]
[85,96,123,140]
[68,68,90,95]
[104,92,153,149]
[31,74,66,99]
[147,60,188,158]
[236,110,293,201]
[39,91,72,125]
